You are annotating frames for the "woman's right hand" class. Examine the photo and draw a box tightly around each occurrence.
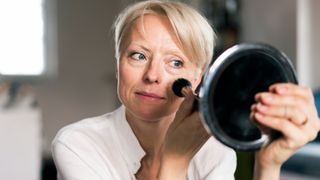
[159,89,210,179]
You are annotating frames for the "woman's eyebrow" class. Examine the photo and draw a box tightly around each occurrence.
[128,42,151,53]
[128,42,187,59]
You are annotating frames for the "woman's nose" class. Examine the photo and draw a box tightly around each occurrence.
[142,60,162,84]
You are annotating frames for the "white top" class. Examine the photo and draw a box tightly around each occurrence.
[52,106,236,180]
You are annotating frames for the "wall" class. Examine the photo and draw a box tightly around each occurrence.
[240,0,297,67]
[240,0,320,90]
[297,0,320,90]
[35,0,127,156]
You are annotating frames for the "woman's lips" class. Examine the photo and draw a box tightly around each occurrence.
[135,91,165,101]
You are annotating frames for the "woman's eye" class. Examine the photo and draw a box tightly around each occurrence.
[130,52,146,61]
[171,59,183,68]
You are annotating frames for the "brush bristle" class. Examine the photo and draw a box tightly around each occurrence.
[172,78,192,97]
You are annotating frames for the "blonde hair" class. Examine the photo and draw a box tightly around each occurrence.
[113,0,216,70]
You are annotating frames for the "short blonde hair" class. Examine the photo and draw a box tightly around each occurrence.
[113,0,216,70]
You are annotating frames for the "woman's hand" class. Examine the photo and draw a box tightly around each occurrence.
[251,83,320,179]
[159,88,210,180]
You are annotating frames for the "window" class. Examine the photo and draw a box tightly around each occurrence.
[0,0,57,81]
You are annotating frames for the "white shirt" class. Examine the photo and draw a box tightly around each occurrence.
[52,106,236,180]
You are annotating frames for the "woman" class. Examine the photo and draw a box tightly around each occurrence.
[52,1,320,180]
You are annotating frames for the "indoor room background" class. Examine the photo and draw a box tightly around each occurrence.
[0,0,319,180]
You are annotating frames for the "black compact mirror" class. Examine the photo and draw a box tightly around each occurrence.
[198,43,297,151]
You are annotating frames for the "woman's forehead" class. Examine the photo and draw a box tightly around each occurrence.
[127,15,184,51]
[120,15,202,70]
[132,15,178,41]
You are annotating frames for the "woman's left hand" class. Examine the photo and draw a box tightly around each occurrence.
[251,83,320,176]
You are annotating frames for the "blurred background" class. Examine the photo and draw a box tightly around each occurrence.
[0,0,319,179]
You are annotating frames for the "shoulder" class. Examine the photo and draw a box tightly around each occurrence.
[52,106,123,146]
[51,107,127,179]
[195,136,236,166]
[189,137,236,179]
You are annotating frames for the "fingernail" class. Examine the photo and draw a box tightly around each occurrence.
[255,93,261,101]
[277,87,287,94]
[251,104,256,111]
[262,94,272,102]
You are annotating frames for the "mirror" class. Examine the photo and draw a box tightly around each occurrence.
[199,43,297,151]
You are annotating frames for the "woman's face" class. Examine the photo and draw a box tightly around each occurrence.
[117,15,202,121]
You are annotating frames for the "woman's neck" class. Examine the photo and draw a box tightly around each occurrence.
[125,109,175,157]
[125,110,176,180]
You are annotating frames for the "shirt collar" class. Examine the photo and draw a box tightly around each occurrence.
[114,105,145,174]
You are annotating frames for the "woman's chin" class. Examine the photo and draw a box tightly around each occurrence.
[127,106,177,122]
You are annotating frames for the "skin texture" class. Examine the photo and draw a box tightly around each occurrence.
[116,14,320,180]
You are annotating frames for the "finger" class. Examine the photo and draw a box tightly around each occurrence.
[255,92,274,105]
[255,92,309,113]
[253,111,320,144]
[254,92,319,128]
[268,84,320,126]
[255,92,310,106]
[250,111,273,135]
[304,120,320,142]
[253,112,306,143]
[253,103,308,126]
[269,83,314,102]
